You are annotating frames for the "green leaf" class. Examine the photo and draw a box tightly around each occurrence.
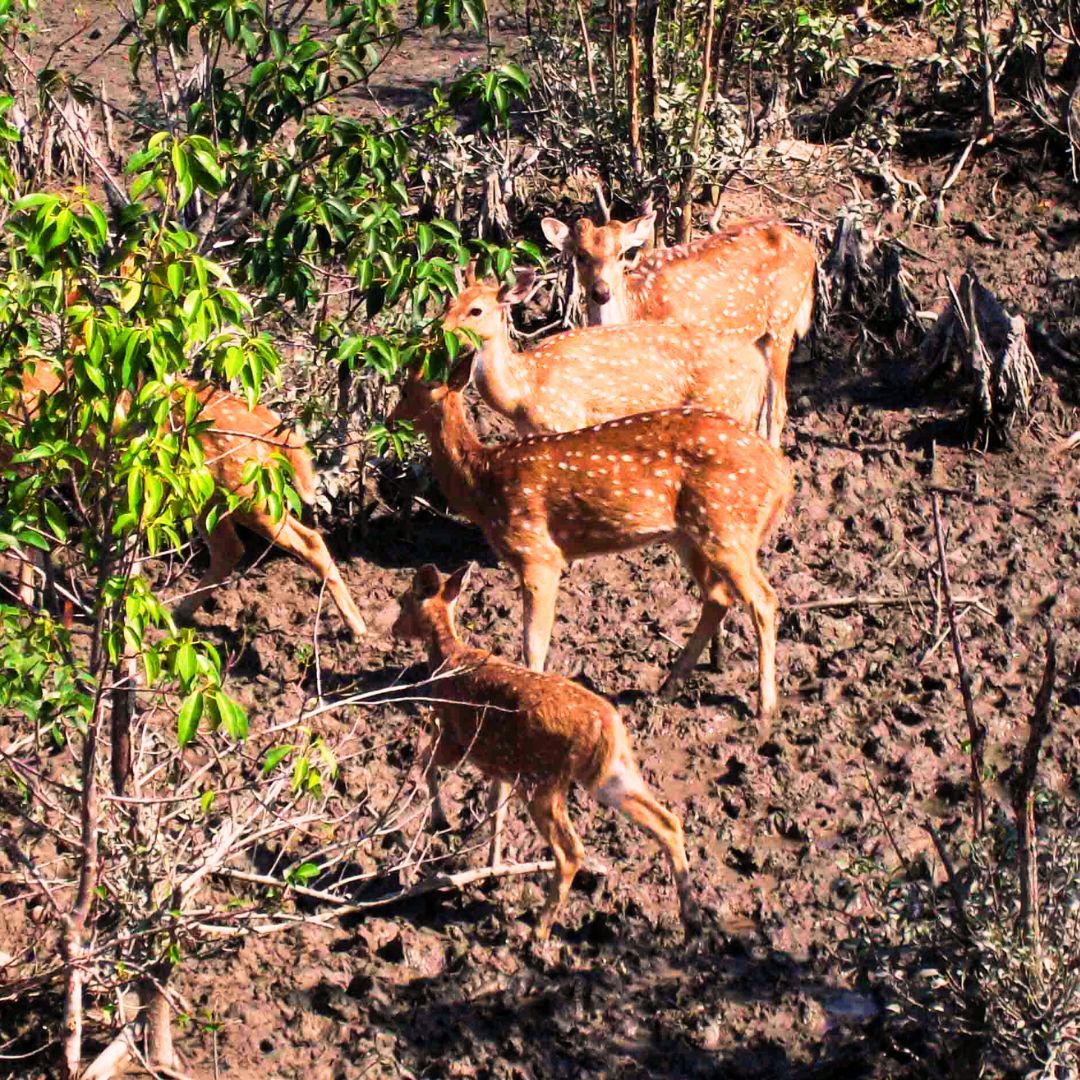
[262,744,295,772]
[176,642,198,685]
[250,60,276,88]
[216,692,248,740]
[167,262,184,297]
[287,861,320,885]
[177,691,203,746]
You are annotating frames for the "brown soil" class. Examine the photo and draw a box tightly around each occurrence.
[3,3,1080,1079]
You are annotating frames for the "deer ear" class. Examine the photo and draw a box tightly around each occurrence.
[620,212,656,252]
[442,562,475,605]
[464,258,478,286]
[497,269,537,306]
[413,564,442,600]
[541,217,571,251]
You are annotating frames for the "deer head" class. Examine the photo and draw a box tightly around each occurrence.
[388,354,473,432]
[442,269,538,345]
[542,213,655,317]
[392,562,474,641]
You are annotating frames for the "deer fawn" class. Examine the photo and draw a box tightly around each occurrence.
[541,213,817,448]
[389,357,791,719]
[5,361,366,637]
[392,562,701,941]
[443,264,768,435]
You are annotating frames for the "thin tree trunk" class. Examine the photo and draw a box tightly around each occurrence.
[1012,633,1057,952]
[575,0,599,99]
[139,962,177,1070]
[974,0,997,135]
[675,0,718,243]
[669,0,685,92]
[608,0,619,116]
[644,0,662,167]
[711,0,738,101]
[62,696,103,1079]
[628,0,643,177]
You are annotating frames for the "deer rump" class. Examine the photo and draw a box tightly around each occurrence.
[191,384,318,508]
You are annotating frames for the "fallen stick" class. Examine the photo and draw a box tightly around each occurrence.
[218,860,557,915]
[1052,431,1080,456]
[791,593,983,612]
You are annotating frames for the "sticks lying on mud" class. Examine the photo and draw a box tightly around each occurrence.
[791,593,983,612]
[217,860,557,919]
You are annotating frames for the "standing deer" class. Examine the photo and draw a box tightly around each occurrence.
[5,361,366,637]
[541,213,817,447]
[390,357,790,715]
[443,265,769,434]
[392,562,701,941]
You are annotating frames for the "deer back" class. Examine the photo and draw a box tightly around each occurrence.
[519,323,768,433]
[429,648,617,788]
[626,219,816,338]
[475,406,789,562]
[188,383,317,506]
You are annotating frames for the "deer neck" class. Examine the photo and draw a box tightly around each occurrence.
[472,317,529,417]
[419,392,492,527]
[421,609,464,670]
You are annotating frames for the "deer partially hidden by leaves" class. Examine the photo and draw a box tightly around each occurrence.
[443,264,769,435]
[4,361,366,637]
[391,562,702,942]
[542,213,817,447]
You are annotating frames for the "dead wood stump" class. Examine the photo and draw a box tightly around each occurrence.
[919,269,1041,447]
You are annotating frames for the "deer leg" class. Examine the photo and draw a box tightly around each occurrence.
[420,732,453,833]
[659,598,726,700]
[527,787,583,941]
[487,779,511,868]
[17,549,38,607]
[520,561,561,672]
[718,554,780,733]
[593,752,700,937]
[175,517,244,625]
[766,331,795,449]
[239,512,366,638]
[663,542,730,698]
[708,612,731,672]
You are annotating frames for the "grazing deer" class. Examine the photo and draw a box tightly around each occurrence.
[541,213,817,447]
[5,361,366,637]
[443,265,769,435]
[392,562,701,941]
[389,357,791,718]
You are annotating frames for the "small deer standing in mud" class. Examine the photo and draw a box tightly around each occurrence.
[443,264,768,435]
[6,362,366,636]
[542,213,817,447]
[389,358,791,861]
[392,562,702,942]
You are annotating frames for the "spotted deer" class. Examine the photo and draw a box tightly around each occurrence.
[389,357,790,716]
[541,213,817,448]
[443,265,769,435]
[392,562,701,941]
[5,361,366,637]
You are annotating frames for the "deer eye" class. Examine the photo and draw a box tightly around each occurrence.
[468,306,483,317]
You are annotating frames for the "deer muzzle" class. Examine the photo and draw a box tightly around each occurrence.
[591,281,612,305]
